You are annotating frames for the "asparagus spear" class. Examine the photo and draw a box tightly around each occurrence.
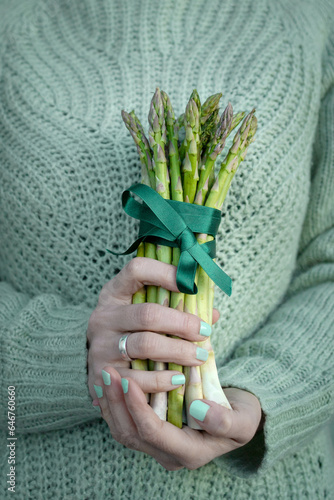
[121,110,158,305]
[182,98,200,204]
[121,110,155,189]
[161,90,185,428]
[181,97,203,427]
[195,102,233,206]
[121,110,156,372]
[206,109,257,209]
[190,111,258,426]
[184,104,233,428]
[200,92,222,152]
[148,88,172,420]
[197,109,246,204]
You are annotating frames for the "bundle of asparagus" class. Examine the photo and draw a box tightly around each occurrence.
[121,88,257,428]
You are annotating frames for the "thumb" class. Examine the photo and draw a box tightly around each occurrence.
[188,390,262,445]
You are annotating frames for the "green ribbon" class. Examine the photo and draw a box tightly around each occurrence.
[107,184,232,296]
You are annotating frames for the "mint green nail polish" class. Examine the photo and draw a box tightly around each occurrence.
[93,384,103,398]
[93,404,101,413]
[189,400,210,422]
[200,321,212,337]
[101,369,111,385]
[196,347,209,362]
[121,378,129,394]
[171,374,186,386]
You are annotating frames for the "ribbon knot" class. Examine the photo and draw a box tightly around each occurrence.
[107,184,232,296]
[176,227,197,253]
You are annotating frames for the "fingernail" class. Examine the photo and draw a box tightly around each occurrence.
[171,374,186,386]
[93,384,103,398]
[200,321,212,337]
[92,404,101,413]
[189,400,210,422]
[101,369,111,385]
[121,378,129,394]
[196,347,209,362]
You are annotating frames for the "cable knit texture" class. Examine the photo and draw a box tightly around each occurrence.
[0,0,333,498]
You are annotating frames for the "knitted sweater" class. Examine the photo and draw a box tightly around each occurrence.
[0,0,333,498]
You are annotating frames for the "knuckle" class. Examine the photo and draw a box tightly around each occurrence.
[135,332,156,357]
[183,313,198,338]
[151,372,161,393]
[138,303,159,328]
[217,409,233,436]
[126,257,145,278]
[177,339,193,362]
[98,282,113,303]
[87,309,100,332]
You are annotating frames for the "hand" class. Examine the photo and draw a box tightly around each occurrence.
[93,367,263,471]
[86,257,218,402]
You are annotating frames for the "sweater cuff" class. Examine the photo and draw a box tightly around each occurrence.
[0,283,96,433]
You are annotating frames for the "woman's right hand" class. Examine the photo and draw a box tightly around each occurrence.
[86,257,214,402]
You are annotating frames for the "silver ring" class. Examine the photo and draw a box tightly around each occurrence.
[119,334,132,362]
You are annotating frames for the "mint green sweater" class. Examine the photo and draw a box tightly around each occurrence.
[0,0,333,498]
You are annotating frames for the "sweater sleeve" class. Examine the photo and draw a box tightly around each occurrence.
[0,282,96,433]
[214,30,334,477]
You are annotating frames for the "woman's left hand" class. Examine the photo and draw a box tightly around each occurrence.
[93,367,263,471]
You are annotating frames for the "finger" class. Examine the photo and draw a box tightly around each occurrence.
[188,395,260,446]
[116,367,186,393]
[212,308,220,325]
[115,303,212,341]
[125,332,209,367]
[92,399,102,415]
[100,367,157,456]
[122,377,232,470]
[98,367,135,429]
[121,376,194,461]
[103,258,179,303]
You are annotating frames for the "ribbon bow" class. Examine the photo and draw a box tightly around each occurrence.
[107,184,232,296]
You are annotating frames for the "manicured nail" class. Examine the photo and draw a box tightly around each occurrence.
[171,374,186,386]
[121,378,129,394]
[92,404,101,413]
[93,384,103,398]
[200,321,212,337]
[196,347,209,362]
[189,400,210,422]
[101,369,111,385]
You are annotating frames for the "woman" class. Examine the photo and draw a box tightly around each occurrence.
[1,0,333,498]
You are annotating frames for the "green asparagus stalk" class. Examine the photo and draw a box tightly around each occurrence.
[182,95,201,324]
[182,98,200,204]
[197,108,246,205]
[184,104,233,427]
[125,111,159,302]
[195,102,233,206]
[161,90,185,428]
[148,88,172,420]
[121,110,156,372]
[206,109,257,210]
[190,111,258,426]
[181,96,203,426]
[200,92,222,152]
[200,92,222,127]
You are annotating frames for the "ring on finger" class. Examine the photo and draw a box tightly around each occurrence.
[119,334,133,362]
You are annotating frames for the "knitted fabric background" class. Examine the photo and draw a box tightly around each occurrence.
[0,0,333,498]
